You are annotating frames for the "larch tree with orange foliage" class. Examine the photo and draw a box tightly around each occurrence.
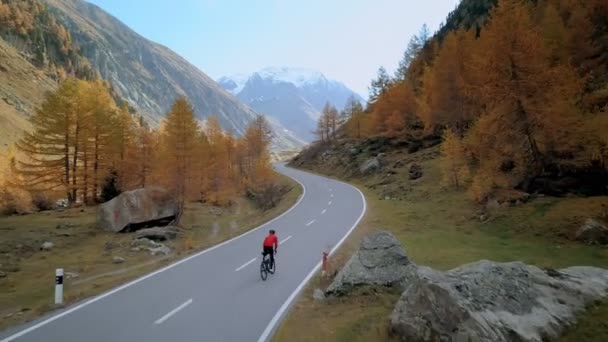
[465,0,583,201]
[418,29,477,135]
[159,97,200,209]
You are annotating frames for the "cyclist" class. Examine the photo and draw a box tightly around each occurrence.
[262,229,278,269]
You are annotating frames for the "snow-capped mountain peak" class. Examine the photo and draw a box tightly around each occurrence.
[218,67,364,143]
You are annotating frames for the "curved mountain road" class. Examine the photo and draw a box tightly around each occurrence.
[0,164,366,342]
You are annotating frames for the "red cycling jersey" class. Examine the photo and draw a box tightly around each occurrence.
[263,234,278,249]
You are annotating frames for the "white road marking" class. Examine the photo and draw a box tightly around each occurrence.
[154,299,193,325]
[235,257,257,272]
[328,200,332,206]
[330,193,334,198]
[257,181,367,342]
[321,209,327,215]
[280,235,292,244]
[305,219,316,226]
[0,165,308,342]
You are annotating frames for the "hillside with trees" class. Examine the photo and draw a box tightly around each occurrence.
[0,78,283,215]
[283,1,608,339]
[319,0,607,202]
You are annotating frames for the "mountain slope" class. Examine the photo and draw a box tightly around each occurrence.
[219,67,363,142]
[39,0,302,150]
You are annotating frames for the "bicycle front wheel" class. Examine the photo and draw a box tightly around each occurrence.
[260,261,268,281]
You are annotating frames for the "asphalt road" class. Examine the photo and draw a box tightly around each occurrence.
[0,163,366,342]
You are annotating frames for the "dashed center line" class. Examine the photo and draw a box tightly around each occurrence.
[306,219,316,226]
[328,200,332,206]
[154,299,193,325]
[330,193,334,198]
[321,209,327,215]
[235,257,257,272]
[280,235,292,244]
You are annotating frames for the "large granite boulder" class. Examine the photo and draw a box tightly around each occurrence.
[97,187,177,232]
[390,260,608,342]
[326,231,417,295]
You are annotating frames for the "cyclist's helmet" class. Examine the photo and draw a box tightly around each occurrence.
[269,229,276,234]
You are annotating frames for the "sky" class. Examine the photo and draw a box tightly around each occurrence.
[87,0,461,97]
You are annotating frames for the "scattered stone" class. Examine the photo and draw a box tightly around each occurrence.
[486,198,501,210]
[40,241,54,251]
[478,213,488,222]
[56,223,76,229]
[491,189,530,207]
[348,147,360,156]
[575,218,608,245]
[103,241,115,251]
[134,226,179,241]
[112,256,125,264]
[313,288,325,301]
[408,163,423,180]
[360,158,380,175]
[97,187,177,232]
[326,231,417,296]
[0,271,6,278]
[149,243,171,256]
[130,238,159,248]
[390,261,608,342]
[130,247,142,252]
[65,272,79,279]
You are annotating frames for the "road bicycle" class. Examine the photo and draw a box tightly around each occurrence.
[260,251,276,281]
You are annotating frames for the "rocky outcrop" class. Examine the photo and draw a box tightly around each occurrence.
[360,158,381,175]
[325,232,608,341]
[326,231,417,295]
[96,187,177,233]
[575,218,608,245]
[390,261,608,341]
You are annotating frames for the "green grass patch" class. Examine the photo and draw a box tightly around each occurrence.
[277,148,608,341]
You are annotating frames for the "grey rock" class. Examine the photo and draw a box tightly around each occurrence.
[0,271,6,278]
[131,237,158,248]
[112,256,125,264]
[134,226,179,241]
[313,288,325,301]
[390,260,608,342]
[103,241,115,251]
[130,247,142,252]
[65,272,79,279]
[40,241,54,251]
[408,163,423,180]
[56,223,76,229]
[149,243,171,256]
[359,158,380,175]
[575,218,608,245]
[97,187,177,233]
[326,231,416,296]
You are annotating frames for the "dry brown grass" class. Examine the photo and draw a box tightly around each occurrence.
[0,173,302,331]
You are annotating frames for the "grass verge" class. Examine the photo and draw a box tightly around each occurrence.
[276,151,608,342]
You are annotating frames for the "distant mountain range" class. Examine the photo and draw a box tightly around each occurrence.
[219,67,364,142]
[0,0,304,151]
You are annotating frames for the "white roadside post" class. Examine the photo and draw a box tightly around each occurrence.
[55,268,64,305]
